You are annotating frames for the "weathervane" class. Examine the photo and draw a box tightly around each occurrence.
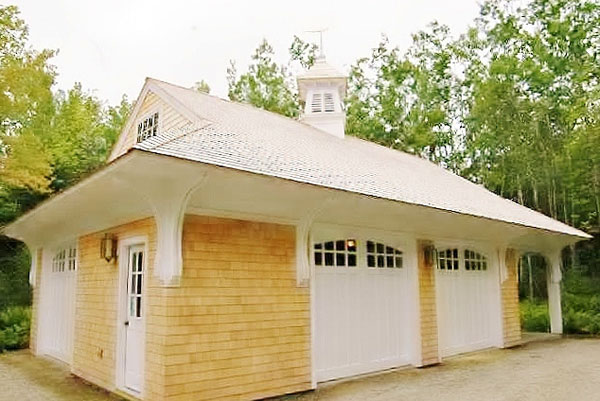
[306,27,328,58]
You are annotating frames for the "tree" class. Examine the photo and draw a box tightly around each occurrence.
[0,5,55,196]
[289,35,318,69]
[44,85,130,190]
[345,26,458,168]
[193,80,210,94]
[227,39,300,118]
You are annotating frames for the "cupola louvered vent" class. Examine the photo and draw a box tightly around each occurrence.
[297,55,347,138]
[311,93,323,113]
[324,92,335,112]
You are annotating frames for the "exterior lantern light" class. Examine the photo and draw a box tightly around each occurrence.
[424,244,436,267]
[100,233,117,263]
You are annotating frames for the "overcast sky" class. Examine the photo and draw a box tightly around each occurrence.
[12,0,481,105]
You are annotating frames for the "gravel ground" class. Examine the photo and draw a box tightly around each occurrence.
[278,336,600,401]
[0,351,121,401]
[1,337,599,401]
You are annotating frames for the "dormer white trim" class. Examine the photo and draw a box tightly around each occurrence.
[108,79,200,162]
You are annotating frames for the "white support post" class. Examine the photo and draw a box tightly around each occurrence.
[547,251,563,334]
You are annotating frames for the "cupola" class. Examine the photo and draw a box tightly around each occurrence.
[297,54,347,138]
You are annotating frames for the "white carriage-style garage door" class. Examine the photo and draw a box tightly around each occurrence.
[435,247,498,357]
[39,244,78,364]
[314,235,411,382]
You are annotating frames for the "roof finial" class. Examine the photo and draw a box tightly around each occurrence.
[306,28,328,59]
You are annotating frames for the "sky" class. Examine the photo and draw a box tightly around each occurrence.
[12,0,482,105]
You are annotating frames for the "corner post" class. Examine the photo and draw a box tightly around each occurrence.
[500,248,522,347]
[546,250,563,334]
[416,239,440,366]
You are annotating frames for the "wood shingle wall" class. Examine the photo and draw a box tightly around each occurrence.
[417,240,440,366]
[154,215,311,401]
[501,248,522,347]
[72,217,157,394]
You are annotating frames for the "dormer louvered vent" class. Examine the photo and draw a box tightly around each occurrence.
[311,93,323,113]
[324,92,335,112]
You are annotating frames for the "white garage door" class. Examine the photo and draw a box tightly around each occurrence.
[436,248,496,357]
[314,237,410,382]
[40,245,77,363]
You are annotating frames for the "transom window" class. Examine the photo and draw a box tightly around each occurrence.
[437,248,459,271]
[314,239,357,267]
[136,112,159,143]
[464,250,487,271]
[52,245,77,273]
[366,241,403,268]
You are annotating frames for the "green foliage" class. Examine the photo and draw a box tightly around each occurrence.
[45,84,129,190]
[520,300,550,332]
[0,306,31,351]
[0,5,131,310]
[561,269,600,335]
[193,80,211,94]
[289,35,318,69]
[227,39,300,118]
[0,239,30,310]
[346,26,458,168]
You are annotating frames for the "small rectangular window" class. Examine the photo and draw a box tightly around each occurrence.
[314,239,358,268]
[52,245,76,273]
[136,112,159,143]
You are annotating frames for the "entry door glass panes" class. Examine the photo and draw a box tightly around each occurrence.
[129,250,144,319]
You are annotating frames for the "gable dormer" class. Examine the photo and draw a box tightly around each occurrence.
[108,79,194,162]
[297,56,347,138]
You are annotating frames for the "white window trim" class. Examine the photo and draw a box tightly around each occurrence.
[435,245,491,273]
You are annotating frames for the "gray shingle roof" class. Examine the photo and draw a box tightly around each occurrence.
[136,78,589,239]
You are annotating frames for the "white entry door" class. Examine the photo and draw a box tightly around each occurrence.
[124,245,145,393]
[314,237,410,382]
[43,246,77,363]
[436,248,495,357]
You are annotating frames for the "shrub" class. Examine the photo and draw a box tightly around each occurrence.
[0,306,31,351]
[520,300,550,332]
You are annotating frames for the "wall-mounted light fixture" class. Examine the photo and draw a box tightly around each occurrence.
[424,244,436,267]
[100,233,117,263]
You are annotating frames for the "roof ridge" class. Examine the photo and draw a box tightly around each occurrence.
[148,77,352,140]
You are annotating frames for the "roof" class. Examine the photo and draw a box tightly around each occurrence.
[296,56,347,99]
[135,78,590,239]
[297,56,346,81]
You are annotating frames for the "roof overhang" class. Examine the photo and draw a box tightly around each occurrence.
[2,149,590,254]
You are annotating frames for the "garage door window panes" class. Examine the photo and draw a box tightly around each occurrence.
[437,248,459,271]
[464,250,487,271]
[314,239,357,267]
[366,241,403,268]
[52,245,77,273]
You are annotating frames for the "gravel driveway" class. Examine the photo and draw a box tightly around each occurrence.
[1,336,599,401]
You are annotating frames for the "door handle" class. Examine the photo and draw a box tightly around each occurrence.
[124,321,129,326]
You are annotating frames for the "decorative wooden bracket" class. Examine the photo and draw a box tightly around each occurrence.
[295,195,337,287]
